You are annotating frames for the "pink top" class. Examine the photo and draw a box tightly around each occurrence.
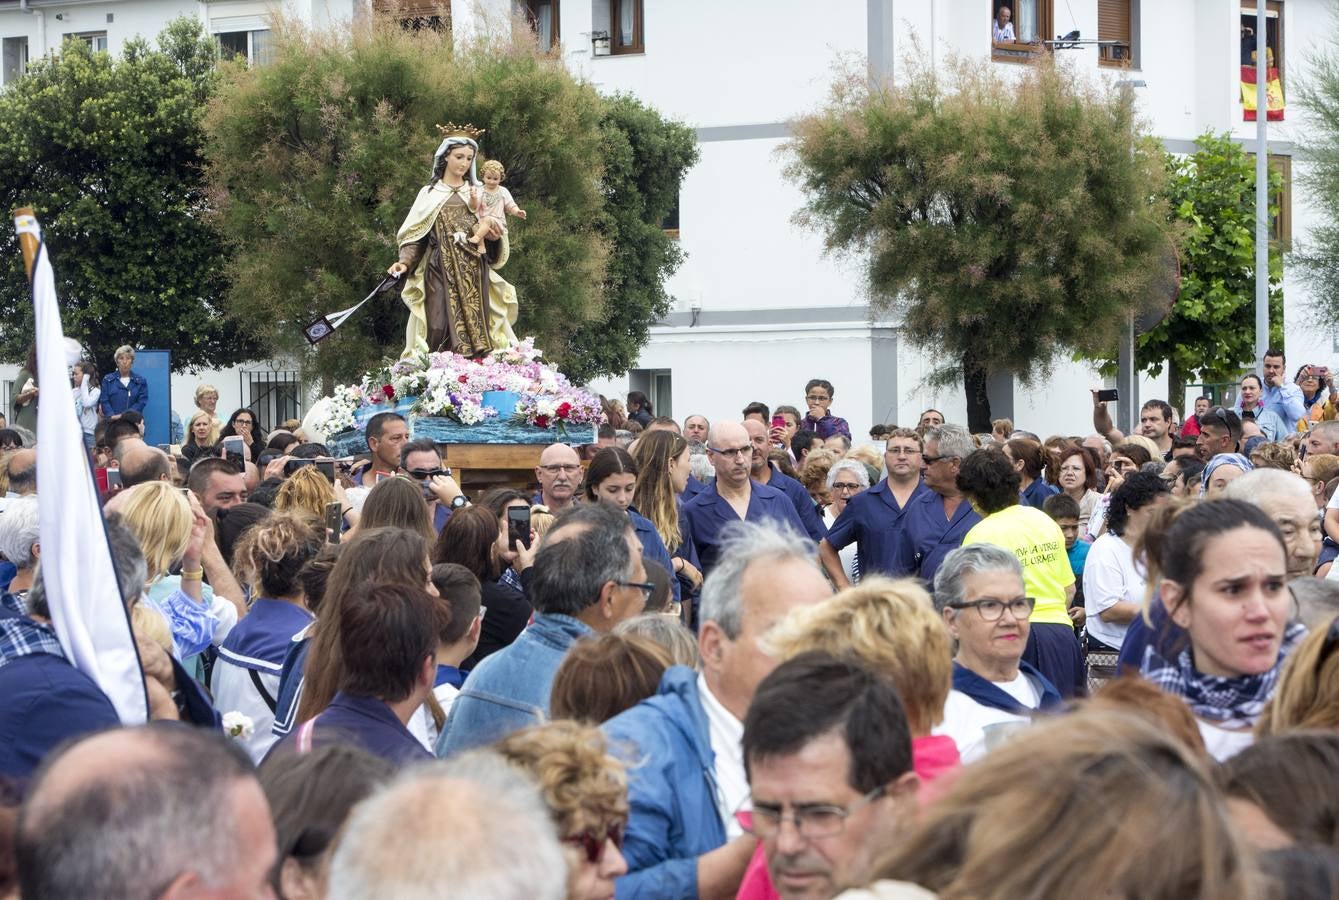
[734,735,962,900]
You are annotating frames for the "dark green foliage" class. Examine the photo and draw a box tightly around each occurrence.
[207,20,694,385]
[0,18,260,372]
[785,56,1170,430]
[560,93,698,384]
[1291,21,1339,331]
[1111,132,1283,409]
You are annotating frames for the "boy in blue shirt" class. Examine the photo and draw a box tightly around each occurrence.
[1044,492,1089,630]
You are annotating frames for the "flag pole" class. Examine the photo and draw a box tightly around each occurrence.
[14,206,38,277]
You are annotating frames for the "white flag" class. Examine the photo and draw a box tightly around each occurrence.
[19,211,147,723]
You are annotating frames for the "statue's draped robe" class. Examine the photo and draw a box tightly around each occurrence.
[397,182,519,357]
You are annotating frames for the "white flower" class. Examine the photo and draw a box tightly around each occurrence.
[223,711,255,740]
[457,400,485,425]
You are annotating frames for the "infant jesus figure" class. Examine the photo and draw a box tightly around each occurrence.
[467,158,526,251]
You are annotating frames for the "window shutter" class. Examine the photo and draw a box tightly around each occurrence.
[1098,0,1130,43]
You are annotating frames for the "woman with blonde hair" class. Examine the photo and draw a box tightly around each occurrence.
[212,511,324,762]
[181,410,220,463]
[115,481,243,665]
[630,430,703,595]
[274,465,335,524]
[866,710,1260,899]
[493,721,630,900]
[1256,614,1339,737]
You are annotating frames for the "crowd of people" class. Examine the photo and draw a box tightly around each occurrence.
[3,350,1339,899]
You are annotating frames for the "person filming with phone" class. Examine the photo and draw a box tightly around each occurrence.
[400,438,467,533]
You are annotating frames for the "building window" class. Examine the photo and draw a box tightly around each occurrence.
[522,0,559,52]
[1097,0,1134,67]
[66,31,109,53]
[630,368,671,419]
[244,369,302,432]
[216,29,273,65]
[2,36,28,85]
[611,0,642,54]
[1241,2,1283,83]
[990,0,1052,62]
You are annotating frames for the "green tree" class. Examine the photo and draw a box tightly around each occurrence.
[207,19,688,386]
[0,18,259,373]
[1290,21,1339,330]
[1109,132,1282,409]
[785,56,1169,431]
[559,94,698,383]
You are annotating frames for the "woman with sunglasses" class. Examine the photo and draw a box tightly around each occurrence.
[1137,498,1306,760]
[219,407,268,464]
[495,721,630,900]
[932,543,1063,763]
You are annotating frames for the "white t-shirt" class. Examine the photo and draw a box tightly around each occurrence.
[1327,489,1339,510]
[413,682,463,751]
[1083,533,1144,651]
[1198,719,1256,762]
[698,672,748,838]
[935,672,1042,764]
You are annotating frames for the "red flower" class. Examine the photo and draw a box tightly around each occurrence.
[381,384,395,401]
[458,375,469,384]
[534,415,550,428]
[556,402,572,419]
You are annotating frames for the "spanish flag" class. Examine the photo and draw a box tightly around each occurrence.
[1242,65,1285,122]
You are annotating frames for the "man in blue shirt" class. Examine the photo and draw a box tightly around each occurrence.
[820,427,927,586]
[683,421,808,576]
[1262,348,1307,427]
[438,503,647,755]
[743,418,827,542]
[902,424,982,585]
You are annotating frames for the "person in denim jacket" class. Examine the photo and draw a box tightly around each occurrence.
[436,503,648,756]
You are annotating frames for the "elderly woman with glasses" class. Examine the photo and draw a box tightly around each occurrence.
[494,721,630,900]
[932,543,1064,763]
[98,344,148,421]
[822,459,870,583]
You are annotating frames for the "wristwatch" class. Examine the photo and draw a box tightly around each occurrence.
[450,494,468,509]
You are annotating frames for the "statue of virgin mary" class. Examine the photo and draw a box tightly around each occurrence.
[388,123,519,358]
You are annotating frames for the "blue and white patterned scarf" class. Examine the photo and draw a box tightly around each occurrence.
[1142,621,1307,728]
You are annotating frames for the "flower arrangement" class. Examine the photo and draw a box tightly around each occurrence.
[309,338,603,436]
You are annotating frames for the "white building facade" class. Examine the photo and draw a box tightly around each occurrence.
[0,0,1328,439]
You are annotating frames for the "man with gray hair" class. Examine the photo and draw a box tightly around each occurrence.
[17,725,276,898]
[604,520,831,899]
[328,751,566,900]
[903,424,983,584]
[437,502,647,756]
[1224,469,1322,582]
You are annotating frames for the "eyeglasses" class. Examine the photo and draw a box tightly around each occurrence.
[707,446,752,459]
[922,454,948,465]
[539,463,581,474]
[234,419,254,426]
[948,596,1036,621]
[831,482,862,491]
[743,786,886,840]
[617,580,656,601]
[805,394,831,402]
[885,446,921,456]
[564,823,624,864]
[407,468,445,480]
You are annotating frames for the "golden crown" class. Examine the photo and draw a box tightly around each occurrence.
[435,122,486,141]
